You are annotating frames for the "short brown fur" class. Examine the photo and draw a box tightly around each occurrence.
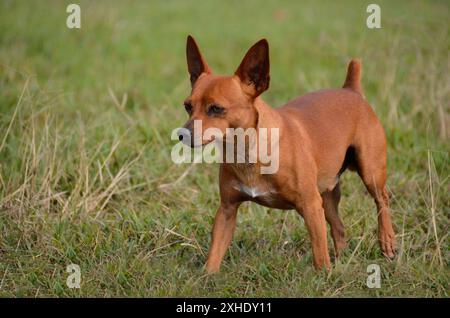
[181,36,396,273]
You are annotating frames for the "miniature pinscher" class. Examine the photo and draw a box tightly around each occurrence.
[179,35,396,273]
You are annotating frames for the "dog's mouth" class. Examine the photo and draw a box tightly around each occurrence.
[181,136,216,148]
[194,136,216,148]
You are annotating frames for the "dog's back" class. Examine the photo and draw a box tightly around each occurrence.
[276,60,386,191]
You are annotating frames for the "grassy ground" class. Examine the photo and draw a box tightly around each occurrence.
[0,0,448,297]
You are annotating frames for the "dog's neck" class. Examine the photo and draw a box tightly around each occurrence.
[220,97,282,177]
[253,97,282,130]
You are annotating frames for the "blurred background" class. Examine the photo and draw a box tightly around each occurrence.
[0,0,448,297]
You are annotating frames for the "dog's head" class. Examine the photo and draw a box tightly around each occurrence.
[178,35,270,147]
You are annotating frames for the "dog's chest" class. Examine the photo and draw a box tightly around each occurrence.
[236,183,273,198]
[230,163,270,193]
[229,163,288,208]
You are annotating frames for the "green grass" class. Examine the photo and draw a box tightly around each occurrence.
[0,0,448,297]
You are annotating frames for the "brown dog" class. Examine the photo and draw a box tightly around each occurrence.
[180,35,396,273]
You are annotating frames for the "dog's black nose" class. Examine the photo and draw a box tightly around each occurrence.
[177,128,191,144]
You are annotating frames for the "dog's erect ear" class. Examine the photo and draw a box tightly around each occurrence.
[186,35,211,87]
[235,39,270,98]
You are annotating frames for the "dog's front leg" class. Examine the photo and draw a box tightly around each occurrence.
[296,191,331,270]
[205,202,239,274]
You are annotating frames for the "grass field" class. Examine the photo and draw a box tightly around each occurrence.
[0,0,448,297]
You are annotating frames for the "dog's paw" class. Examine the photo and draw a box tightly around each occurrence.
[204,263,221,275]
[333,240,347,260]
[378,229,397,259]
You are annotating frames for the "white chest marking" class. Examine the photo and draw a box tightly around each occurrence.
[233,184,275,199]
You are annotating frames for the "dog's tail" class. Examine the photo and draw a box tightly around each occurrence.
[343,59,364,97]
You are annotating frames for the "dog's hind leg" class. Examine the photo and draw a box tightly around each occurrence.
[322,183,346,258]
[354,124,396,259]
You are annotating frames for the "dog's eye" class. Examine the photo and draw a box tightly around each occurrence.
[207,104,225,116]
[184,102,193,114]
